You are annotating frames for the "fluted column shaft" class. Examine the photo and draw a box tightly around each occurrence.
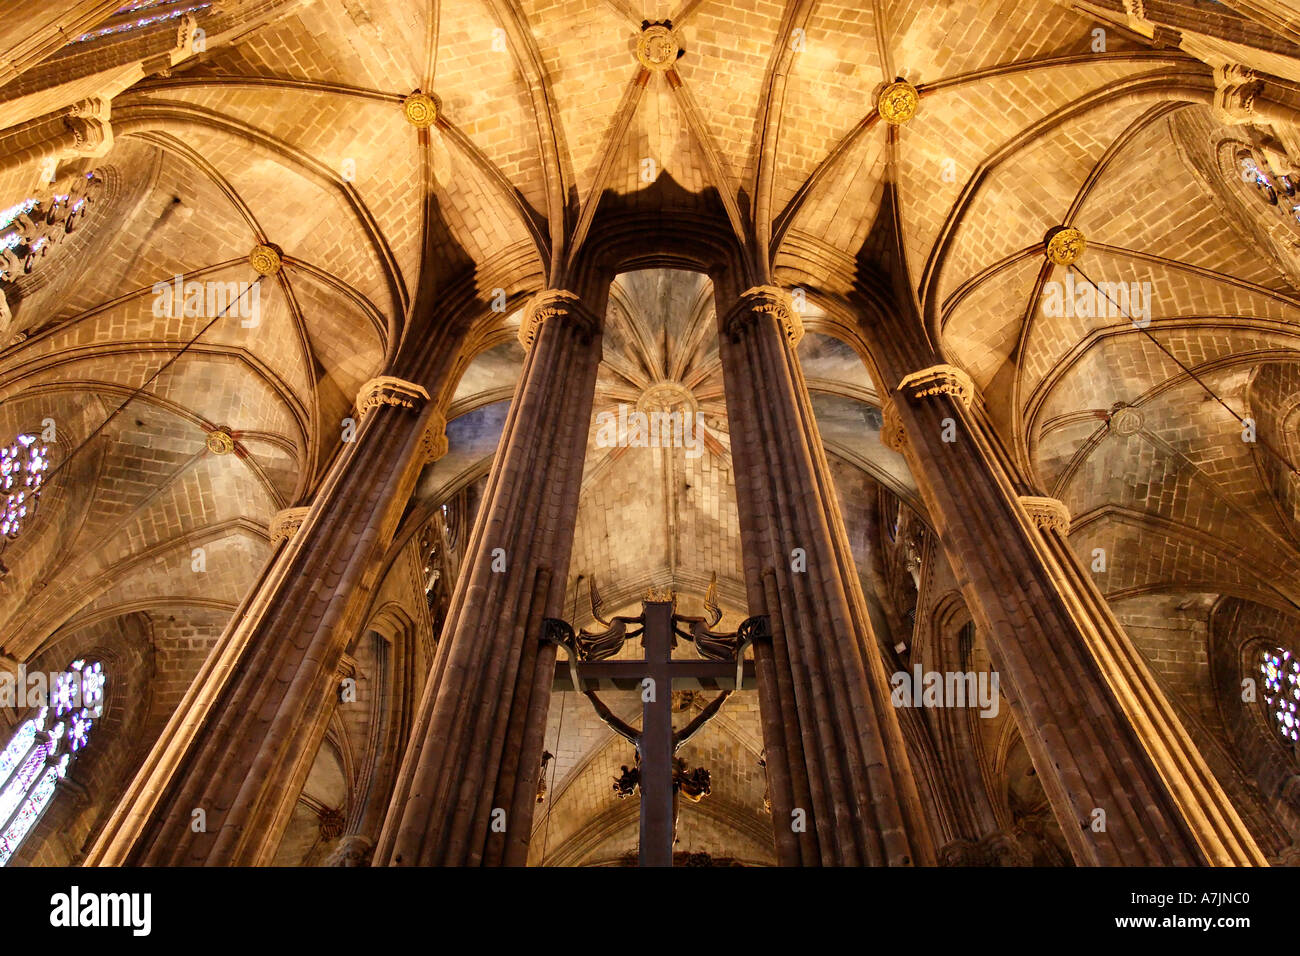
[87,378,447,865]
[375,290,602,866]
[718,286,933,867]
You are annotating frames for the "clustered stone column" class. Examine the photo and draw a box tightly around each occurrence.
[717,285,933,866]
[85,376,448,865]
[855,177,1268,864]
[879,363,1266,865]
[374,289,603,866]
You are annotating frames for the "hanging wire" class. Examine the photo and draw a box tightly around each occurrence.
[538,689,566,866]
[41,275,266,489]
[1070,263,1300,478]
[539,575,581,866]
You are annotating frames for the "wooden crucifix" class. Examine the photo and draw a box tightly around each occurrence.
[544,581,767,867]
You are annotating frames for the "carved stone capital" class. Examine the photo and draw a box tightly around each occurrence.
[421,411,449,463]
[517,290,597,350]
[939,830,1032,866]
[1214,64,1263,126]
[269,506,310,545]
[1274,843,1300,866]
[356,376,431,419]
[896,364,975,409]
[880,399,906,453]
[937,838,981,866]
[67,97,109,121]
[723,286,804,347]
[324,834,373,867]
[981,830,1033,867]
[1020,495,1071,535]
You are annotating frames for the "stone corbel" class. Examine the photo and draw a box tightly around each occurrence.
[176,12,203,57]
[1121,0,1155,38]
[268,506,310,546]
[896,364,976,409]
[723,286,804,347]
[63,98,113,159]
[880,398,906,453]
[1214,64,1264,126]
[1019,495,1071,536]
[421,410,449,463]
[356,376,431,419]
[517,290,597,350]
[336,653,357,681]
[134,13,204,79]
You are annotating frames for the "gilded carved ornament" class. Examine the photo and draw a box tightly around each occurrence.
[645,586,676,605]
[1044,227,1086,267]
[249,243,282,276]
[877,80,919,125]
[402,91,441,128]
[205,428,235,455]
[636,24,680,71]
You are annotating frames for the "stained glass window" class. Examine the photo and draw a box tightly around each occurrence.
[70,3,211,44]
[0,660,105,865]
[0,199,40,279]
[1260,647,1299,742]
[1238,153,1300,225]
[0,434,49,541]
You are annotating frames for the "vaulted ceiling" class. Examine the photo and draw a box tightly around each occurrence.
[3,0,1300,862]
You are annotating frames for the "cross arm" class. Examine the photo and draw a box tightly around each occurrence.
[550,658,755,691]
[672,691,731,752]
